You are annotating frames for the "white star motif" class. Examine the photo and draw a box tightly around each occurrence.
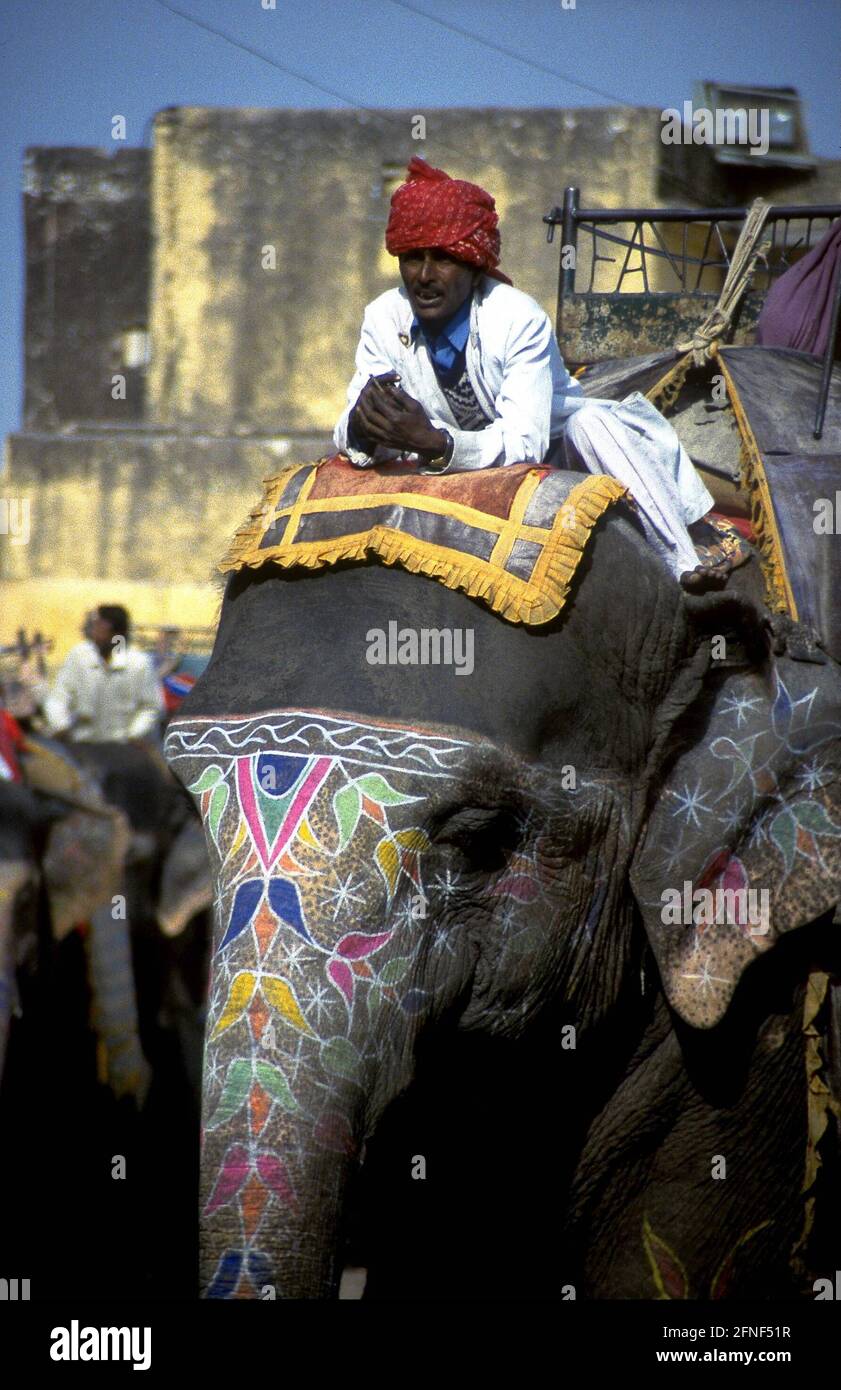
[212,880,227,926]
[432,920,459,955]
[716,803,746,836]
[720,690,763,728]
[649,827,690,880]
[204,1048,223,1090]
[280,940,311,974]
[747,815,770,849]
[681,957,732,994]
[394,896,421,933]
[323,872,366,922]
[669,779,714,829]
[497,899,524,934]
[430,867,463,900]
[796,757,831,793]
[304,980,333,1027]
[515,808,541,840]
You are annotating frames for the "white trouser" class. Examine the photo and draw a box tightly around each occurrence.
[558,392,714,579]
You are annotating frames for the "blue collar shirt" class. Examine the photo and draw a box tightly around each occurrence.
[411,295,472,385]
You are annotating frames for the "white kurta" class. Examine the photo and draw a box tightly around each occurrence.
[560,394,713,577]
[334,278,713,579]
[43,640,164,742]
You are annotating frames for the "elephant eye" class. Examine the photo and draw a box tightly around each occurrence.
[430,805,521,874]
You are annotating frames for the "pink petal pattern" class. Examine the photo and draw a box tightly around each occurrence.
[327,958,354,1005]
[336,930,392,959]
[256,1151,298,1209]
[203,1143,250,1216]
[492,873,539,903]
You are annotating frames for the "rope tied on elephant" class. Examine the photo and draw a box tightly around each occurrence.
[675,198,773,367]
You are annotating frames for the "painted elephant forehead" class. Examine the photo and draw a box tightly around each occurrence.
[165,708,486,778]
[218,454,630,627]
[164,706,527,961]
[165,707,492,951]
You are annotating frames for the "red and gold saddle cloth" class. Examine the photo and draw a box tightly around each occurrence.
[219,453,630,626]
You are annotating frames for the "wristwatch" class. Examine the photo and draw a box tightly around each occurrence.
[424,429,454,472]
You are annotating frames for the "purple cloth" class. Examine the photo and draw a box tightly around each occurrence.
[756,217,841,357]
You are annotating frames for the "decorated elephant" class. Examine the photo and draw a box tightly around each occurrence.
[63,740,210,1095]
[164,458,841,1299]
[11,736,207,1105]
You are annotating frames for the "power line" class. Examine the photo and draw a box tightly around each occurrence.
[380,0,703,202]
[147,0,385,110]
[382,0,633,107]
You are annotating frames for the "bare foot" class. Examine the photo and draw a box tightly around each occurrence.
[683,515,752,592]
[680,559,732,592]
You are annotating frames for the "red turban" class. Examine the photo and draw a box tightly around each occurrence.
[385,157,513,285]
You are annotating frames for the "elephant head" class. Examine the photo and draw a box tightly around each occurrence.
[165,496,841,1298]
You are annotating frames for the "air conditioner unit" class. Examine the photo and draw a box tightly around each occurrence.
[692,82,816,169]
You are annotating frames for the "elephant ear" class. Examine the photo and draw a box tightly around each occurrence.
[631,660,841,1028]
[42,805,131,940]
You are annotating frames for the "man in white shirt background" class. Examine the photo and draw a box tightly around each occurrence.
[43,604,164,744]
[335,157,744,591]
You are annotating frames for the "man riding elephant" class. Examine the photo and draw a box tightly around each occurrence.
[335,156,744,591]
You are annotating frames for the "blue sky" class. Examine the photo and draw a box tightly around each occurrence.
[1,0,839,447]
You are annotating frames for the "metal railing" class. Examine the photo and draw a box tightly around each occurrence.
[543,188,841,438]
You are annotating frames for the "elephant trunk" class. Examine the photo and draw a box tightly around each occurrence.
[169,715,460,1297]
[85,899,152,1105]
[200,1017,371,1299]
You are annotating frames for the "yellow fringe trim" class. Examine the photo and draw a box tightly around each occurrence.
[645,350,695,413]
[219,466,630,627]
[641,344,795,619]
[574,351,694,410]
[710,346,796,617]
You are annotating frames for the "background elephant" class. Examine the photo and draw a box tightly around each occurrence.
[0,740,204,1299]
[24,737,208,1103]
[165,480,841,1299]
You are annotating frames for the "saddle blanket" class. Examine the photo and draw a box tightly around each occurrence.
[715,346,841,660]
[219,453,631,626]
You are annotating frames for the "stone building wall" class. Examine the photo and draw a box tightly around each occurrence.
[21,147,150,430]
